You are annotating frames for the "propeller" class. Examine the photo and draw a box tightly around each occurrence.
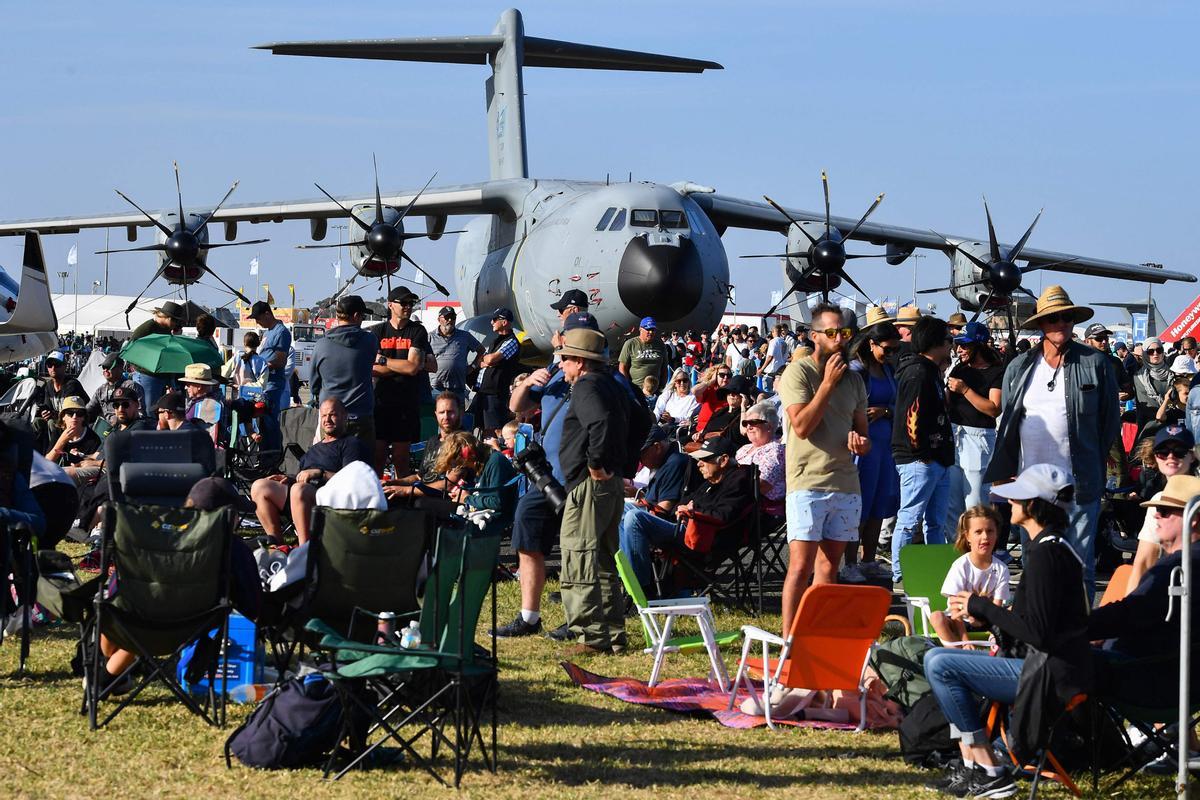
[920,198,1050,321]
[740,171,888,311]
[298,156,451,296]
[99,161,260,311]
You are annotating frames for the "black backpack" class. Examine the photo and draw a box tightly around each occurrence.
[621,387,654,480]
[225,675,356,770]
[898,693,958,769]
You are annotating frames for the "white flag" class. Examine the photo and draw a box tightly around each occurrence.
[67,244,78,266]
[770,290,783,306]
[412,266,424,285]
[332,260,342,280]
[249,257,259,276]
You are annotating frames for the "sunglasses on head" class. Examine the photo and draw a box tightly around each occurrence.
[1156,446,1190,459]
[817,327,854,339]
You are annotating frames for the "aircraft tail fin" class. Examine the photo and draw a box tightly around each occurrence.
[0,232,58,335]
[255,9,721,181]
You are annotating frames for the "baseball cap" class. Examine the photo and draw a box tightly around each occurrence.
[1173,355,1197,374]
[45,350,65,363]
[336,294,367,317]
[438,305,457,320]
[59,396,87,416]
[641,425,670,451]
[953,321,990,346]
[550,289,589,312]
[186,477,256,514]
[491,307,514,322]
[387,287,419,304]
[1153,424,1195,451]
[563,312,600,332]
[101,353,124,370]
[1084,322,1113,339]
[990,463,1073,507]
[153,392,185,414]
[639,316,657,330]
[110,386,139,404]
[249,301,272,318]
[689,438,735,462]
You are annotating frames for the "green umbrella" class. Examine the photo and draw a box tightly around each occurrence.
[120,334,223,375]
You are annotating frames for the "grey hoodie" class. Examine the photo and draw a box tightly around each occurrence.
[310,323,379,419]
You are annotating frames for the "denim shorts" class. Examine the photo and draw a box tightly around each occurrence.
[786,489,862,543]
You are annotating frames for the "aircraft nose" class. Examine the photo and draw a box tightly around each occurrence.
[617,234,703,322]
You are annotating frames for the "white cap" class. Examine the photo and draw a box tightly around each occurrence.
[990,463,1073,507]
[1172,354,1197,374]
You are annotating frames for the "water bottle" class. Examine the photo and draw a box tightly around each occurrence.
[399,620,422,649]
[229,683,269,703]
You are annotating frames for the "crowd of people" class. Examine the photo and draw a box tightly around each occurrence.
[2,279,1198,796]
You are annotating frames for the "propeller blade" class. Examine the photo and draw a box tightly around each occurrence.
[295,240,368,250]
[982,196,1001,263]
[915,278,988,294]
[844,253,892,260]
[821,171,831,239]
[969,287,997,324]
[192,180,241,232]
[401,229,466,240]
[1017,286,1038,300]
[174,161,187,230]
[314,182,372,233]
[399,251,449,296]
[738,253,806,260]
[931,229,992,271]
[765,285,800,317]
[763,195,819,247]
[372,153,383,226]
[203,239,270,249]
[393,172,438,226]
[94,244,167,255]
[114,189,174,237]
[840,193,885,242]
[1006,208,1043,262]
[124,262,170,316]
[836,268,870,298]
[199,265,251,304]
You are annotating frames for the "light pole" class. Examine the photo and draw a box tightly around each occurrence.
[56,271,68,294]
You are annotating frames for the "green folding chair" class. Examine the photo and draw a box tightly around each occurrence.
[306,523,501,787]
[617,549,738,690]
[898,544,992,647]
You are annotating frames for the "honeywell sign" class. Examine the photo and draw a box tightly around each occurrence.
[1162,295,1200,344]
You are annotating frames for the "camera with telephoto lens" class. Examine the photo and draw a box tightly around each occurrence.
[513,441,567,513]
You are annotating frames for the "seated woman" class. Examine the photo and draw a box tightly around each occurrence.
[734,401,784,517]
[923,464,1090,798]
[383,430,481,503]
[1128,424,1197,594]
[654,368,699,435]
[687,375,751,451]
[459,422,520,535]
[928,505,1010,645]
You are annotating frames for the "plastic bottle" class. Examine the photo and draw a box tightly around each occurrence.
[229,683,269,703]
[377,611,397,641]
[399,620,422,649]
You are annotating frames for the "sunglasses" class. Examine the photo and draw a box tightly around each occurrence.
[62,409,84,417]
[1146,348,1164,354]
[112,400,134,409]
[879,345,900,356]
[742,419,767,427]
[393,301,415,307]
[1155,447,1190,459]
[817,327,854,339]
[1040,312,1074,325]
[716,372,732,379]
[47,361,63,367]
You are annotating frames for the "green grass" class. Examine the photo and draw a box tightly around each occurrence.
[0,559,1175,799]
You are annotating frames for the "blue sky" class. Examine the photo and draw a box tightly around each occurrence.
[1,1,1196,325]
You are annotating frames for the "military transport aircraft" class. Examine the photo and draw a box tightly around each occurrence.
[0,233,59,364]
[0,8,1191,354]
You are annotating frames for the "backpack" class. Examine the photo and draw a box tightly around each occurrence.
[898,693,958,769]
[225,674,358,769]
[868,635,935,712]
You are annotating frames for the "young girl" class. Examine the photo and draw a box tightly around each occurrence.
[929,505,1011,644]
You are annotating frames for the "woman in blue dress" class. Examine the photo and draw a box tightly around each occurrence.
[846,321,902,581]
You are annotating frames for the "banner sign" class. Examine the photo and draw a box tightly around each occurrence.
[1161,296,1200,343]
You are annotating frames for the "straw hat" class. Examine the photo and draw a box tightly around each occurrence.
[1141,475,1200,511]
[947,312,969,327]
[895,306,922,326]
[179,363,218,386]
[1023,285,1094,327]
[863,306,894,326]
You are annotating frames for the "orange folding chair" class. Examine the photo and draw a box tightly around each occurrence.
[725,584,891,730]
[1098,564,1133,607]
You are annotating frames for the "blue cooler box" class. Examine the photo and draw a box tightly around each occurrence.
[178,612,263,700]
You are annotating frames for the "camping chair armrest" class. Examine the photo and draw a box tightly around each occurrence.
[641,604,712,618]
[906,596,936,635]
[304,618,400,656]
[739,624,785,647]
[938,636,995,649]
[646,596,710,608]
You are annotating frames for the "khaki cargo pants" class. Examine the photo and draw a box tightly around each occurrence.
[560,474,628,652]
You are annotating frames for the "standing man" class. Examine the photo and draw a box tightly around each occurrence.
[758,324,792,393]
[309,295,380,446]
[469,307,522,440]
[373,287,430,476]
[87,355,143,427]
[619,317,669,391]
[250,300,292,453]
[778,303,870,635]
[985,285,1120,598]
[127,300,184,408]
[894,306,921,344]
[555,327,629,655]
[890,316,955,585]
[549,289,589,348]
[429,305,483,405]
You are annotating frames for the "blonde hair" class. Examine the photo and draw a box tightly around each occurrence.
[642,375,660,395]
[433,431,482,476]
[501,419,521,443]
[953,505,1002,554]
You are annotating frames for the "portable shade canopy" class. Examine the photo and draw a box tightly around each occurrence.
[120,334,223,375]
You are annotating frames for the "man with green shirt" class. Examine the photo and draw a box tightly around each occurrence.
[777,303,870,635]
[618,317,668,390]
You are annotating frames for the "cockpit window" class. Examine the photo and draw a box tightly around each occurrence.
[659,210,687,229]
[631,209,658,227]
[608,209,626,231]
[595,207,616,231]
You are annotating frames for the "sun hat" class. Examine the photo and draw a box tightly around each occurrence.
[895,306,921,326]
[947,312,969,327]
[179,363,218,386]
[156,301,185,321]
[864,306,895,326]
[555,328,606,362]
[1023,285,1094,327]
[1141,475,1200,511]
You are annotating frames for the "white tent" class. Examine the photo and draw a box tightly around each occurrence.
[51,293,161,335]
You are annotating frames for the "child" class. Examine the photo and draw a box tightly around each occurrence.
[929,505,1010,644]
[641,375,660,407]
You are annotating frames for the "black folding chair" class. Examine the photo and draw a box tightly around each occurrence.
[0,521,37,676]
[82,502,236,729]
[105,427,216,506]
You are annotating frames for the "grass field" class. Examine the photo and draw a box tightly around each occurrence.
[0,554,1177,799]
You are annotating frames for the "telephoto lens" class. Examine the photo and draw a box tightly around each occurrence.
[513,442,567,512]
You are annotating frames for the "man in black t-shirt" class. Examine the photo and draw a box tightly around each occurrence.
[469,307,521,440]
[32,351,88,453]
[373,287,430,476]
[250,397,373,544]
[45,397,102,486]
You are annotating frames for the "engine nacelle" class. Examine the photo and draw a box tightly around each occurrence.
[949,241,991,311]
[350,204,405,277]
[785,221,841,292]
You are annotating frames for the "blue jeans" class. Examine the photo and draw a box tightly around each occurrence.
[946,425,996,533]
[618,504,682,588]
[892,460,952,580]
[258,382,287,453]
[1067,498,1101,602]
[925,647,1022,745]
[133,371,166,410]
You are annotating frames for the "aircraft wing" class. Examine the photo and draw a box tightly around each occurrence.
[0,232,58,335]
[0,180,523,236]
[691,193,1196,285]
